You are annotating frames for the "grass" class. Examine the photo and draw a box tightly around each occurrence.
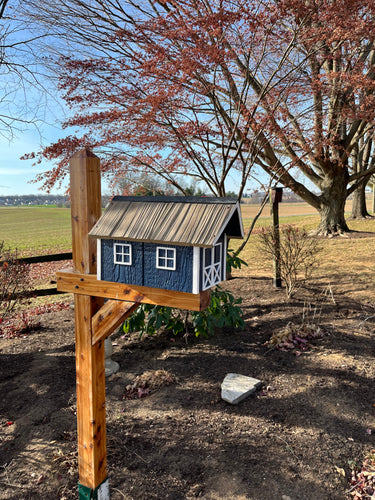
[1,202,374,301]
[0,206,72,255]
[232,203,375,302]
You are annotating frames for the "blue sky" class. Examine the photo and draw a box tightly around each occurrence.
[0,8,264,199]
[0,129,67,196]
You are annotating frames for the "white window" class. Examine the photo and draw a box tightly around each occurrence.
[156,246,176,270]
[203,242,222,290]
[114,243,132,265]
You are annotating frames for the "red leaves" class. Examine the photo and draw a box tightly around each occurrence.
[0,302,70,339]
[266,321,325,352]
[23,0,375,209]
[123,384,150,400]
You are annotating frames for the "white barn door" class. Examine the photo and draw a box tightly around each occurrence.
[203,242,222,290]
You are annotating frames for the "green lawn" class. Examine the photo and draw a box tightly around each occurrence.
[0,206,72,255]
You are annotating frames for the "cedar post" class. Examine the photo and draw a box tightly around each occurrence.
[60,149,212,498]
[69,149,109,499]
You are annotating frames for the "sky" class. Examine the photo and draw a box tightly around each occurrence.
[0,8,69,197]
[0,4,261,199]
[0,129,67,196]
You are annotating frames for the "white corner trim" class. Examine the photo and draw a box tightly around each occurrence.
[192,246,200,294]
[223,234,227,282]
[97,239,101,280]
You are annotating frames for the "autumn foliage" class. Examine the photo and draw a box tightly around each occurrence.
[23,0,375,232]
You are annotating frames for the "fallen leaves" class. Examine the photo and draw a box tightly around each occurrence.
[266,321,325,352]
[0,302,70,338]
[348,450,375,499]
[123,370,176,400]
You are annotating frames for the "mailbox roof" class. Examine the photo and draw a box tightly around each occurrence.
[89,196,244,247]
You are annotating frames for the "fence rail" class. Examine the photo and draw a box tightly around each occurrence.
[1,252,73,299]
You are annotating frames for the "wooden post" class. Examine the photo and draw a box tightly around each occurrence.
[60,149,211,498]
[70,149,109,499]
[270,187,283,288]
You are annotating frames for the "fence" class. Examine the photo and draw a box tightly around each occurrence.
[1,252,73,298]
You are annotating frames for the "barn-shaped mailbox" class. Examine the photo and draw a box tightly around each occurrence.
[89,196,244,293]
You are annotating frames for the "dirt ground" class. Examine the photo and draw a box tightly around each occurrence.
[0,271,374,499]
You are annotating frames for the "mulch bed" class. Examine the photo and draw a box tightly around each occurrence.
[0,274,374,499]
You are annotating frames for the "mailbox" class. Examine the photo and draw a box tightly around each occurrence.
[271,187,283,204]
[89,196,244,294]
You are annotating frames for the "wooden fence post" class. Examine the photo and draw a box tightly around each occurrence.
[270,187,283,288]
[69,149,109,499]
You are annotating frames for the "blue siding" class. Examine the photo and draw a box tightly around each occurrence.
[143,243,193,293]
[101,239,143,285]
[100,240,194,293]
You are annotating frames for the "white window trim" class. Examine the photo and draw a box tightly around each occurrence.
[113,242,132,266]
[202,242,222,290]
[156,246,176,271]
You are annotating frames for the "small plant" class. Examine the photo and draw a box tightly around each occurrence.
[258,225,322,298]
[122,286,244,339]
[0,241,31,331]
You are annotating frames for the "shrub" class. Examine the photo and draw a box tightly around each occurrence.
[0,241,31,330]
[122,286,244,339]
[258,225,322,298]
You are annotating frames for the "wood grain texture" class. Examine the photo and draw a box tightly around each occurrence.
[91,299,140,345]
[56,269,211,311]
[70,149,101,275]
[74,294,107,488]
[69,149,107,490]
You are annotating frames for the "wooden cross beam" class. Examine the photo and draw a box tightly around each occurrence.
[64,149,210,500]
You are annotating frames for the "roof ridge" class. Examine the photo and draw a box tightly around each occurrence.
[112,195,238,204]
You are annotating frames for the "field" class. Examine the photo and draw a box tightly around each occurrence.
[1,202,375,297]
[0,206,72,255]
[0,204,374,499]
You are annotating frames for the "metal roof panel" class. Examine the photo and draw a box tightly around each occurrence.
[89,196,244,247]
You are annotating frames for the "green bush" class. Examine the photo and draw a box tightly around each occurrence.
[122,286,244,339]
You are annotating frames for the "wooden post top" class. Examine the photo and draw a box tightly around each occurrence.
[71,148,99,159]
[69,150,101,275]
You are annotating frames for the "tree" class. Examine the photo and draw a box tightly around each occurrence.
[114,171,178,196]
[350,129,375,219]
[0,0,50,140]
[0,0,9,19]
[22,0,375,234]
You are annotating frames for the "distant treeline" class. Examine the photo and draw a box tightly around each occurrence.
[0,195,111,207]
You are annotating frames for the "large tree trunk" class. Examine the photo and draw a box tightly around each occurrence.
[351,180,371,219]
[314,171,350,236]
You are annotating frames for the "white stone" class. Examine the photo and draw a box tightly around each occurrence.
[221,373,262,404]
